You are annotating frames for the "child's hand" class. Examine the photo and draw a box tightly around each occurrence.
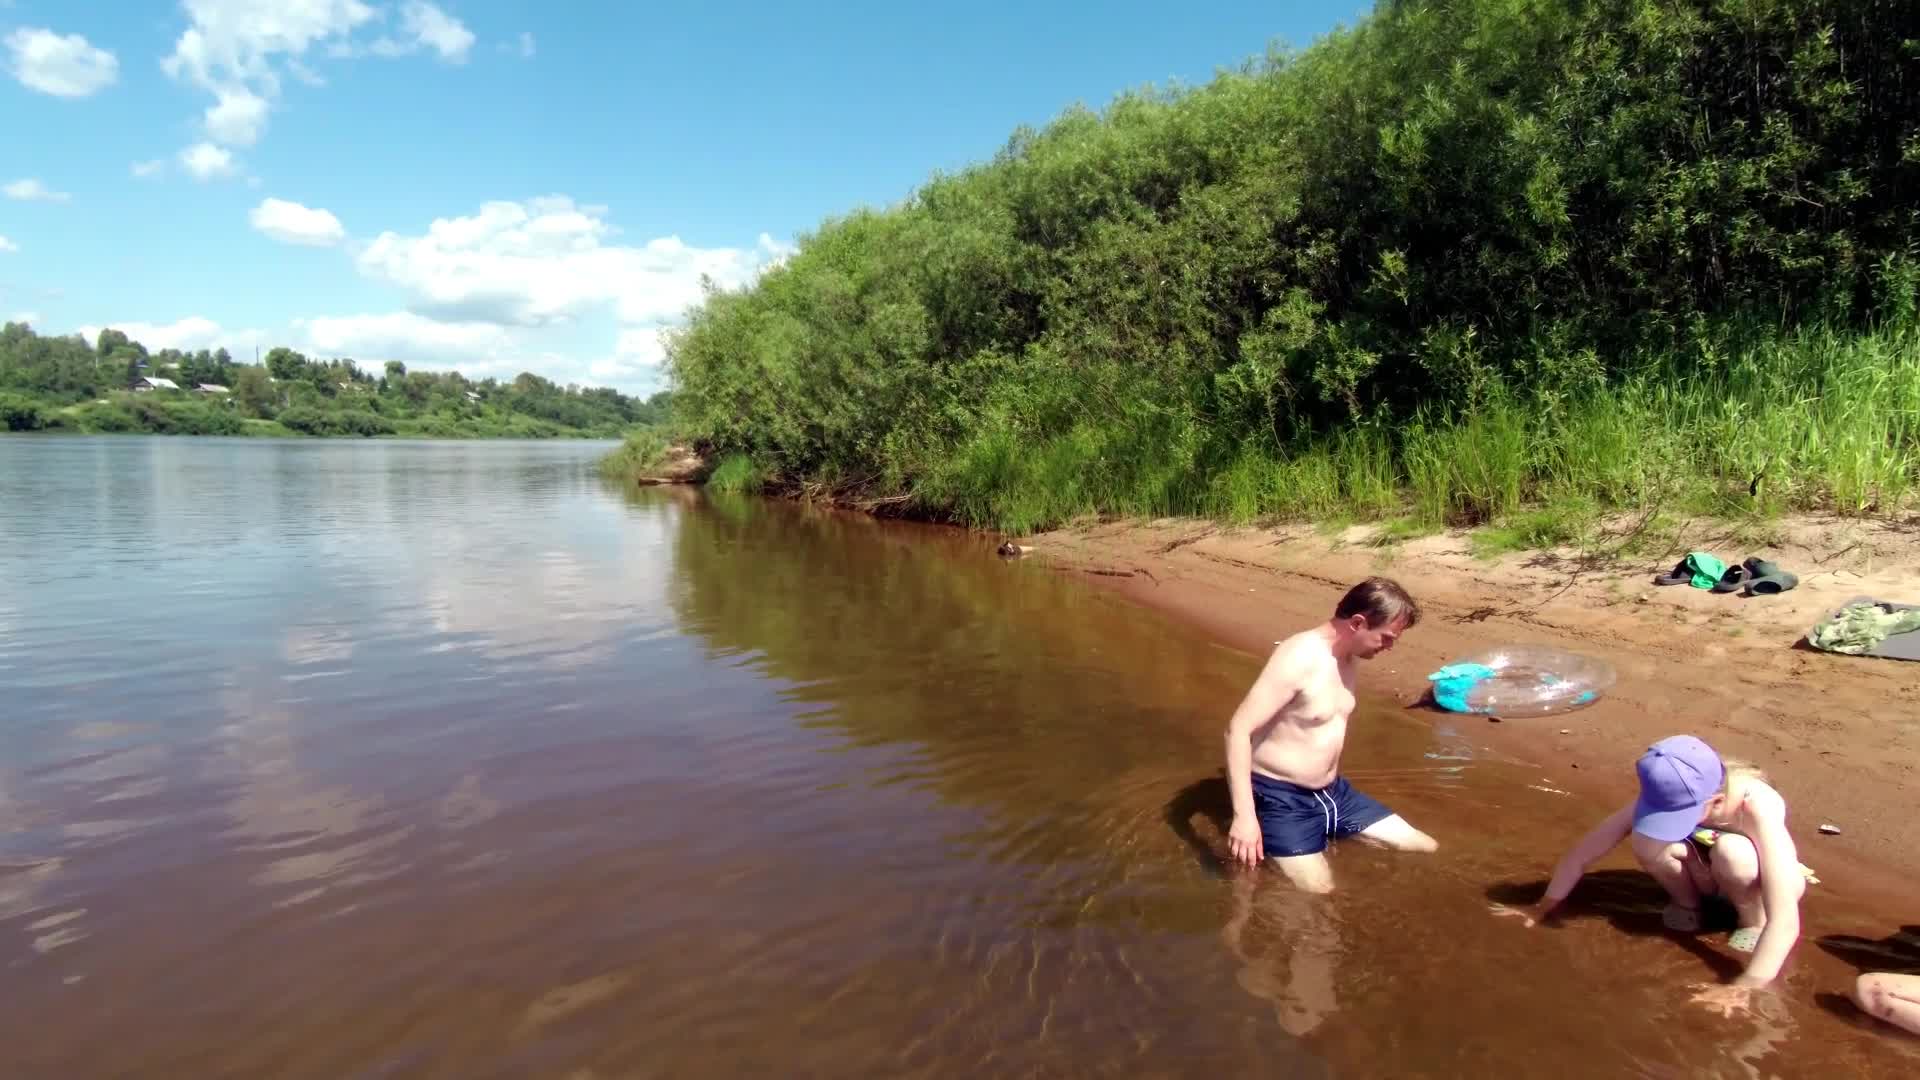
[1689,982,1758,1018]
[1488,901,1541,928]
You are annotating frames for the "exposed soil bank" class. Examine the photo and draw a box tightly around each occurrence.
[1022,512,1920,902]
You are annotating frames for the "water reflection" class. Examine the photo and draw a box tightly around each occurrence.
[0,438,1910,1077]
[1224,872,1345,1037]
[214,672,402,908]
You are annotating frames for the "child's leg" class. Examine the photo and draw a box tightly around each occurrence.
[1631,833,1712,929]
[1853,973,1920,1035]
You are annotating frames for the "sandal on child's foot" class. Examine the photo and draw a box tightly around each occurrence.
[1663,903,1703,933]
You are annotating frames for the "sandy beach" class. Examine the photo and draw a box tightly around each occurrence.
[1023,511,1920,905]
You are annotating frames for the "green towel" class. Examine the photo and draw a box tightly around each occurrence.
[1809,603,1920,655]
[1684,551,1727,590]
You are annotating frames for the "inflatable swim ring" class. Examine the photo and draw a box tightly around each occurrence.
[1427,645,1616,718]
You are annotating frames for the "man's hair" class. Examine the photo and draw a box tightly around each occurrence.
[1334,576,1421,629]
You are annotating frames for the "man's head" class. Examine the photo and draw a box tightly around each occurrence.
[1331,576,1420,658]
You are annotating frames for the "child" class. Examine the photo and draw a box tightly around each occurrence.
[1853,972,1920,1034]
[1498,735,1807,1012]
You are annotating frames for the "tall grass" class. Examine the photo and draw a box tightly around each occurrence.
[597,429,670,481]
[705,453,767,495]
[906,323,1920,534]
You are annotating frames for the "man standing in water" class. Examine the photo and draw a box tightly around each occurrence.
[1225,577,1439,891]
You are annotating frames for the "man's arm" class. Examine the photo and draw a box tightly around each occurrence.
[1533,803,1634,918]
[1224,645,1303,867]
[1734,794,1805,986]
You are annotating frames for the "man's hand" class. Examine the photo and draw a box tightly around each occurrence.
[1689,981,1760,1018]
[1228,815,1264,868]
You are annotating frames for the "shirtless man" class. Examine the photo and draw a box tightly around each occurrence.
[1225,577,1439,892]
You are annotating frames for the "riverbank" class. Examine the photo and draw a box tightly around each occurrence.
[2,409,624,440]
[1018,510,1920,897]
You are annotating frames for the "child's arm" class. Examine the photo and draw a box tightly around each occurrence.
[1533,803,1635,919]
[1735,789,1805,986]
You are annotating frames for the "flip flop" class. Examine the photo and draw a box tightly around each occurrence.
[1663,903,1703,933]
[1654,559,1693,587]
[1710,566,1751,594]
[1728,926,1763,952]
[1740,558,1799,596]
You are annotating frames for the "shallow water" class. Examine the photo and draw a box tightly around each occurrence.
[0,435,1913,1078]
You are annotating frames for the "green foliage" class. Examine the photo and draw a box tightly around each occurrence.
[275,405,395,437]
[665,0,1920,533]
[0,320,663,440]
[69,396,244,436]
[705,453,767,495]
[598,430,671,480]
[1471,500,1600,561]
[0,391,52,431]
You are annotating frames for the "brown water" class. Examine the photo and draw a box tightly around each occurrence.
[0,435,1914,1078]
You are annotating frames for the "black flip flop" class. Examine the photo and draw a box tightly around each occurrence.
[1742,558,1799,595]
[1654,559,1693,587]
[1710,566,1750,594]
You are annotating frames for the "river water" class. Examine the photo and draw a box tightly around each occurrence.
[0,435,1912,1078]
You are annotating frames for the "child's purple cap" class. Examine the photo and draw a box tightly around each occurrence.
[1632,735,1723,842]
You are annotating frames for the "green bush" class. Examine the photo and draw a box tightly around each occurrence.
[662,0,1920,532]
[277,405,396,437]
[0,392,50,431]
[598,430,670,480]
[705,453,766,495]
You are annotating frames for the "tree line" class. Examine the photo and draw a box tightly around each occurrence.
[0,320,670,438]
[664,0,1920,532]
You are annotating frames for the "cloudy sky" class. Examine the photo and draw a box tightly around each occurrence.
[1,1,1358,394]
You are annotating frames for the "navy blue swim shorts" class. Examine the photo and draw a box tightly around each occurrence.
[1251,773,1394,858]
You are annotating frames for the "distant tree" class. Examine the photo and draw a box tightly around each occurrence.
[264,347,308,382]
[231,366,277,416]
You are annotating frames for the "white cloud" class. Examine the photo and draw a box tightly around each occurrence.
[163,0,379,148]
[294,311,512,367]
[343,2,474,63]
[4,28,118,98]
[75,316,269,354]
[158,2,476,156]
[8,312,40,326]
[179,142,238,181]
[249,197,346,246]
[131,159,166,179]
[587,327,670,385]
[398,2,474,62]
[205,86,271,146]
[357,196,783,328]
[3,178,70,203]
[614,327,668,367]
[0,236,16,254]
[286,58,326,87]
[518,32,535,58]
[56,192,786,396]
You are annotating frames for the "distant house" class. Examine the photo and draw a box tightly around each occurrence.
[132,376,180,392]
[195,383,230,395]
[465,391,481,402]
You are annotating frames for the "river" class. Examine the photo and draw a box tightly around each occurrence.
[0,435,1910,1077]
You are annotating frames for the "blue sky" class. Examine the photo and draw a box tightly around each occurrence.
[2,1,1367,395]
